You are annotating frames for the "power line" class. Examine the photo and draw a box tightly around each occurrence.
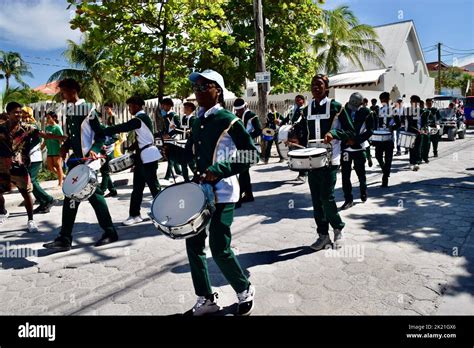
[25,61,70,68]
[442,44,474,52]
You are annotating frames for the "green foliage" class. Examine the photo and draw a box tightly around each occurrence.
[67,0,324,97]
[430,67,473,96]
[0,87,50,111]
[37,168,58,182]
[312,5,385,76]
[48,38,137,103]
[0,51,33,91]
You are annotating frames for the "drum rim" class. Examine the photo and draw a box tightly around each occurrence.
[62,164,93,195]
[288,148,327,157]
[150,182,209,228]
[372,130,392,135]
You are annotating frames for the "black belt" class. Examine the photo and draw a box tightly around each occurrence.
[138,143,154,153]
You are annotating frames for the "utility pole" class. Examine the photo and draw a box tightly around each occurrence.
[254,0,268,126]
[437,42,442,95]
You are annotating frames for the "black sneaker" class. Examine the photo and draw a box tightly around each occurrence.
[35,199,58,214]
[434,152,438,158]
[104,191,118,198]
[340,201,354,210]
[367,159,373,167]
[94,233,118,247]
[360,192,367,202]
[43,239,71,252]
[381,177,389,188]
[237,285,255,316]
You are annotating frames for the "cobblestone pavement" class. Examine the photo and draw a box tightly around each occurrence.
[1,130,473,315]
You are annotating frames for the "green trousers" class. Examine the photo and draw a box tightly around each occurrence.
[28,161,53,206]
[341,151,367,202]
[186,203,250,296]
[420,134,430,162]
[164,159,182,180]
[99,155,117,195]
[130,158,161,217]
[59,187,116,244]
[308,165,345,236]
[430,133,440,155]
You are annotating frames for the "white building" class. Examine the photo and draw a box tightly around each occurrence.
[328,20,435,103]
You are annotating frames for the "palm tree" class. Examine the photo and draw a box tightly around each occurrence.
[0,51,33,91]
[48,38,132,103]
[312,5,385,76]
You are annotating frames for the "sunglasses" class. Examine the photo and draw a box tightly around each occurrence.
[191,83,216,93]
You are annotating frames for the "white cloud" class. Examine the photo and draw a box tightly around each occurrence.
[453,54,474,68]
[0,0,82,50]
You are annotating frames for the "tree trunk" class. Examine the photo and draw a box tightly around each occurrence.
[158,15,168,103]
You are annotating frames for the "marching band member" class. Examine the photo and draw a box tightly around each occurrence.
[286,95,309,183]
[426,98,441,158]
[292,74,355,250]
[401,95,423,171]
[262,103,285,164]
[419,100,433,164]
[22,107,58,214]
[98,96,162,226]
[43,78,118,251]
[99,118,118,198]
[373,92,401,187]
[282,95,306,125]
[233,98,262,207]
[339,92,374,210]
[178,102,197,182]
[164,69,257,316]
[161,98,183,182]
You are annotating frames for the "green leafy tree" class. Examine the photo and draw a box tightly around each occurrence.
[430,67,473,96]
[312,5,385,76]
[48,38,136,103]
[0,51,33,91]
[67,0,325,98]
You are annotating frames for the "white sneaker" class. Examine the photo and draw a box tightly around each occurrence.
[27,220,38,233]
[188,293,221,316]
[295,175,307,184]
[414,164,420,171]
[237,284,255,316]
[122,215,144,226]
[0,211,9,225]
[160,179,172,186]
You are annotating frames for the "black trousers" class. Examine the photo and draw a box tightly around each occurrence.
[238,169,252,197]
[374,141,394,178]
[341,150,367,202]
[129,158,161,217]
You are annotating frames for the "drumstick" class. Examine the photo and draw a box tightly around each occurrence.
[68,156,106,162]
[287,141,306,149]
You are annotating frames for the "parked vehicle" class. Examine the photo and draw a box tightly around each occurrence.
[463,96,474,128]
[439,108,466,141]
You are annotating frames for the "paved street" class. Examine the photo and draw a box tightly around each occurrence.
[1,131,473,316]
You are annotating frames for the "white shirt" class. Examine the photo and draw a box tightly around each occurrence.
[201,104,240,203]
[134,110,162,163]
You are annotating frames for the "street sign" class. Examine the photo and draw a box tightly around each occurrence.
[255,72,271,84]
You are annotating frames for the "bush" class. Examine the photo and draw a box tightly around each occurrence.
[37,168,57,182]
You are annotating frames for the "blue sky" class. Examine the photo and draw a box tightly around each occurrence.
[1,0,473,90]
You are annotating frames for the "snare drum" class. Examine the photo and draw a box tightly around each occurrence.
[109,153,134,173]
[176,140,188,148]
[63,164,98,201]
[288,148,329,171]
[277,125,292,142]
[262,128,275,141]
[429,126,440,135]
[155,138,177,147]
[276,125,292,159]
[149,182,212,239]
[398,131,417,149]
[370,130,392,143]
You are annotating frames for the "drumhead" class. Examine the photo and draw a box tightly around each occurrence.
[63,165,91,196]
[373,130,391,135]
[277,125,292,141]
[288,148,327,158]
[151,182,206,226]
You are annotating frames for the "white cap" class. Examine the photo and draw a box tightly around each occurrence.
[189,69,225,90]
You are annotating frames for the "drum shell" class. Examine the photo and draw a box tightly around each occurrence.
[370,131,393,143]
[262,134,274,141]
[288,150,328,171]
[149,183,212,240]
[109,154,135,173]
[398,131,417,149]
[63,165,98,201]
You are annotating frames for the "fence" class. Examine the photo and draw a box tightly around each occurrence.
[29,96,298,136]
